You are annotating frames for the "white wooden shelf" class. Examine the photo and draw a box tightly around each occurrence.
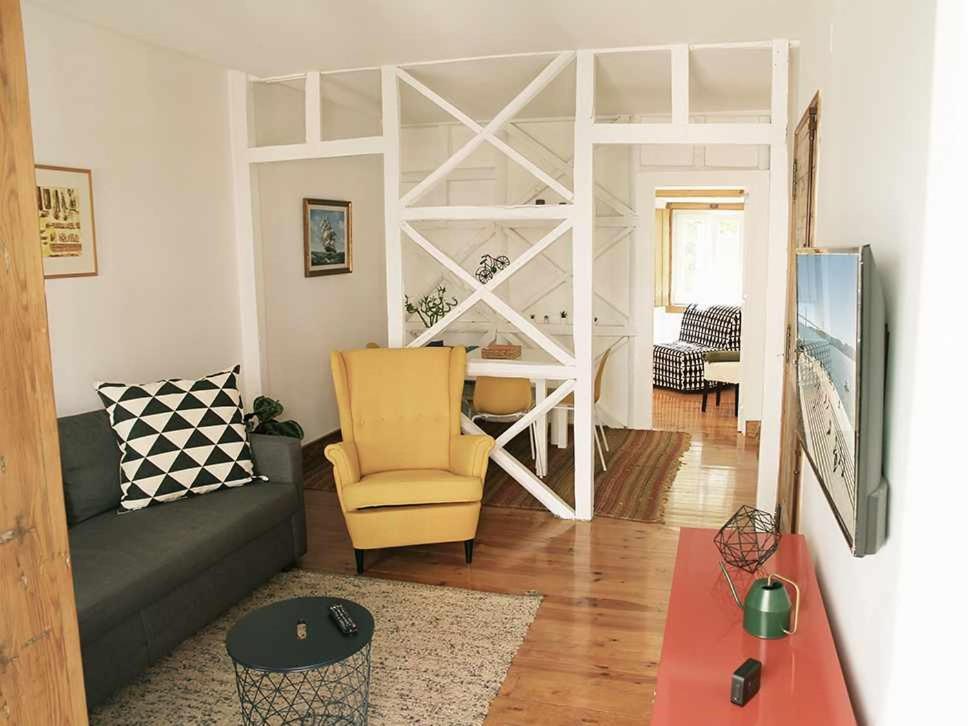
[401,205,574,221]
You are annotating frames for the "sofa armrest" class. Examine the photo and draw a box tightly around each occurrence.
[250,433,306,558]
[450,435,494,480]
[324,441,361,492]
[704,349,741,363]
[251,434,303,486]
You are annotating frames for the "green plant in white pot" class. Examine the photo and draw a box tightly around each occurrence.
[404,286,457,345]
[245,396,304,439]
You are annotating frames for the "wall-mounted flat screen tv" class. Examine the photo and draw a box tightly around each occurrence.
[795,245,888,556]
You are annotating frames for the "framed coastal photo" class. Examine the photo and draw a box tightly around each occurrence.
[303,198,352,277]
[36,165,98,279]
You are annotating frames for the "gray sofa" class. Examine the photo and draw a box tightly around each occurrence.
[58,410,306,708]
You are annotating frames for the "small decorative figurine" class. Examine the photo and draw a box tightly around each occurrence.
[475,253,510,284]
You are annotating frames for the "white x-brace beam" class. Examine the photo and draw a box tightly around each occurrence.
[399,51,576,207]
[460,381,576,520]
[401,221,576,365]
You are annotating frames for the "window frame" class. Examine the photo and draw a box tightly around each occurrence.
[656,201,745,313]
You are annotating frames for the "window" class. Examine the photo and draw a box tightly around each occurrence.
[656,203,744,310]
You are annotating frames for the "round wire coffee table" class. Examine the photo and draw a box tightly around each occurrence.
[226,597,374,725]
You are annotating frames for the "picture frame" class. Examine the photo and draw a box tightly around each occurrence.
[303,198,352,277]
[35,165,98,279]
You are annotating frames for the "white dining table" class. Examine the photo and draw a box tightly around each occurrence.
[465,346,570,477]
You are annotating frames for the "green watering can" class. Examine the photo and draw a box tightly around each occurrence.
[720,563,801,639]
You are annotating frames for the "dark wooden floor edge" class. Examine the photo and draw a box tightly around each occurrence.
[302,429,341,480]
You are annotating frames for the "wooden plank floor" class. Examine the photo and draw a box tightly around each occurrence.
[301,388,758,724]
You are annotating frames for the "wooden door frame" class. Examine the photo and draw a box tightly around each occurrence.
[775,91,820,532]
[0,0,89,722]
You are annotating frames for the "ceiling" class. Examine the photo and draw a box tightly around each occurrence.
[29,0,811,78]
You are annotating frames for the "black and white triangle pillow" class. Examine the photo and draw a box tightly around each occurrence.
[95,366,259,511]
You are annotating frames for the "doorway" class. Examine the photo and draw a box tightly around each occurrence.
[631,174,767,522]
[652,190,746,433]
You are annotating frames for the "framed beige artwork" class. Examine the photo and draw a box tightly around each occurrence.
[35,165,98,279]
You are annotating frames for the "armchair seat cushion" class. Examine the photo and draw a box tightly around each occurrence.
[341,469,483,511]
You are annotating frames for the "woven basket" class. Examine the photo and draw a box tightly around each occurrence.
[481,344,522,360]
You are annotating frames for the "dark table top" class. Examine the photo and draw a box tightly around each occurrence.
[226,597,374,672]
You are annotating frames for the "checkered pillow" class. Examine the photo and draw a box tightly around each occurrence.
[95,366,257,511]
[679,304,742,349]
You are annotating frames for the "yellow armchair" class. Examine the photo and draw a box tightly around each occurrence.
[324,346,494,572]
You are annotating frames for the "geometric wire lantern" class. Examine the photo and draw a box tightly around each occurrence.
[713,505,781,574]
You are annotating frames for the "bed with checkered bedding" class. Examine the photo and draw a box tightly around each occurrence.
[653,304,742,392]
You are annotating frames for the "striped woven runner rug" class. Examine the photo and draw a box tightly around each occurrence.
[482,427,692,523]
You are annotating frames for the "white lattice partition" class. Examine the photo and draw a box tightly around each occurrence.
[384,51,588,519]
[228,38,793,523]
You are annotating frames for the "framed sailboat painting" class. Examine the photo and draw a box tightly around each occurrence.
[303,198,352,277]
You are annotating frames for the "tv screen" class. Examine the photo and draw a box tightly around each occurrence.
[796,246,888,556]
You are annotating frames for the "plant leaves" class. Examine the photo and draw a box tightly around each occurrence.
[252,395,284,422]
[260,419,304,440]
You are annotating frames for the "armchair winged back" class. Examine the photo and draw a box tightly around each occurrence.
[325,346,494,573]
[331,346,465,474]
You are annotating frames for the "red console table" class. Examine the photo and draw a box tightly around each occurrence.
[652,528,856,725]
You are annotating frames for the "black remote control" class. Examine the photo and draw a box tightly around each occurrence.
[329,603,358,635]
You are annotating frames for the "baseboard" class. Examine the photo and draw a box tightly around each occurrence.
[302,429,341,450]
[302,429,341,478]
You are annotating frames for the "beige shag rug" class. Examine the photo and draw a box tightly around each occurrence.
[91,570,541,726]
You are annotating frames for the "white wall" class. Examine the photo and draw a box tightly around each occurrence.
[793,1,964,723]
[255,157,387,442]
[888,1,967,718]
[653,308,682,343]
[24,4,241,416]
[247,80,388,443]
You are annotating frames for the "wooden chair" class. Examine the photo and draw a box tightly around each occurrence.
[471,377,542,474]
[554,344,616,471]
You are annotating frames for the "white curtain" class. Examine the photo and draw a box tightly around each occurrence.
[670,209,744,306]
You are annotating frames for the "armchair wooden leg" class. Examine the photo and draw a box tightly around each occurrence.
[354,549,364,575]
[715,385,721,406]
[701,380,708,412]
[464,539,474,564]
[735,384,740,417]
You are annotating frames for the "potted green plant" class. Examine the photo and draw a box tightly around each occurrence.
[245,396,304,439]
[404,285,458,345]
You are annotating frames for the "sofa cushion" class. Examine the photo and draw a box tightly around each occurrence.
[69,481,297,643]
[341,469,483,510]
[94,366,257,511]
[679,304,742,349]
[654,341,715,392]
[58,411,122,526]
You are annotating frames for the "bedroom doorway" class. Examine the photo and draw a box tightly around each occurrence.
[645,186,761,521]
[652,189,746,433]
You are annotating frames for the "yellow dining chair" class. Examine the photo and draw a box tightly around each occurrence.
[471,377,542,473]
[554,343,616,471]
[324,346,494,573]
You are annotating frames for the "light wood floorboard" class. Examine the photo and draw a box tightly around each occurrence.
[301,388,758,724]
